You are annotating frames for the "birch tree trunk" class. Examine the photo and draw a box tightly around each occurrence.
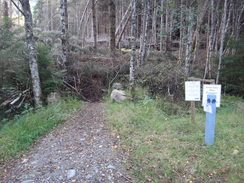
[179,0,184,61]
[216,0,231,84]
[92,0,97,51]
[109,0,116,52]
[185,7,194,77]
[204,0,215,79]
[3,0,9,17]
[60,0,69,67]
[139,0,151,66]
[130,0,137,99]
[192,1,208,63]
[0,0,2,24]
[160,0,164,52]
[137,0,145,66]
[12,0,42,107]
[9,0,12,19]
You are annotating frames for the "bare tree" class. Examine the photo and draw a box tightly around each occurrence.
[216,0,232,84]
[185,7,194,76]
[138,0,151,66]
[109,0,116,52]
[11,0,42,107]
[130,0,137,99]
[60,0,69,67]
[92,0,97,51]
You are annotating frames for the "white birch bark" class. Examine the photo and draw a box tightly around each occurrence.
[192,1,208,63]
[216,0,232,84]
[60,0,69,67]
[185,7,194,77]
[130,0,137,99]
[109,0,116,51]
[204,0,215,79]
[137,0,145,67]
[12,0,42,107]
[140,0,151,66]
[0,0,2,25]
[160,0,164,52]
[92,0,97,51]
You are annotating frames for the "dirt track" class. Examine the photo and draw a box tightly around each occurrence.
[1,102,131,183]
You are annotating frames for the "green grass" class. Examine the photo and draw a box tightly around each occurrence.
[106,96,244,182]
[0,98,83,164]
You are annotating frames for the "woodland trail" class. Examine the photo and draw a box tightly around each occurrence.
[1,102,131,183]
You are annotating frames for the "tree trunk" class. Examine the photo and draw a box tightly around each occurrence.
[0,0,2,24]
[109,0,116,51]
[77,0,91,38]
[139,0,151,66]
[216,0,231,84]
[137,0,145,67]
[9,0,12,19]
[204,0,215,79]
[60,0,69,67]
[130,0,137,99]
[3,0,9,17]
[12,0,42,107]
[192,1,209,63]
[179,0,184,61]
[92,0,97,51]
[185,7,194,77]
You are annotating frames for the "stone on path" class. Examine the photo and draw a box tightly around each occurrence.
[67,169,76,179]
[108,165,116,170]
[85,174,92,180]
[21,180,35,183]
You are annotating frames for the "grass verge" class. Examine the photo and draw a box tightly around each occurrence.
[0,98,83,164]
[106,96,244,182]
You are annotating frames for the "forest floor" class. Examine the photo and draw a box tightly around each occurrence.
[1,102,132,183]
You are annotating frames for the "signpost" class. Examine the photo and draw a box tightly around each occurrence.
[202,84,221,145]
[202,85,221,107]
[185,78,221,145]
[185,81,201,122]
[204,94,217,145]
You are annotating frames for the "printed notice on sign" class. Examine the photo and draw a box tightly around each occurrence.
[202,84,221,107]
[185,81,201,101]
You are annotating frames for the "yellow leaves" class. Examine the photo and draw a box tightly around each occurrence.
[114,145,118,149]
[232,149,239,155]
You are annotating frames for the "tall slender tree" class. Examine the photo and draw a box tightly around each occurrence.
[130,0,137,99]
[11,0,42,107]
[60,0,69,67]
[92,0,97,51]
[109,0,116,52]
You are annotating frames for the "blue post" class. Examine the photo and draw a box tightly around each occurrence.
[205,94,217,145]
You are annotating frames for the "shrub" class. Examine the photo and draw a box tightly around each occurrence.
[220,37,244,97]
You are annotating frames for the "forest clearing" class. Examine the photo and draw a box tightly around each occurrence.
[0,0,243,182]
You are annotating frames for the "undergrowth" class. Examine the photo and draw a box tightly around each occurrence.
[0,98,83,164]
[106,96,244,182]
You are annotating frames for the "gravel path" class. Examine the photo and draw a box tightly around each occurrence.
[1,102,131,183]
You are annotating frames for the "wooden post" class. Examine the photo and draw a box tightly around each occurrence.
[191,101,195,123]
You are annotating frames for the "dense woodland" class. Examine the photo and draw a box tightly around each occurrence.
[0,0,243,120]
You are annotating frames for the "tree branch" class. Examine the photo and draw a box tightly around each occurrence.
[11,0,25,17]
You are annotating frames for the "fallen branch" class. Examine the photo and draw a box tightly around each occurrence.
[63,81,91,102]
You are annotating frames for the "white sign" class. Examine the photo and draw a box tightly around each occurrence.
[202,84,221,107]
[204,104,212,113]
[185,81,201,101]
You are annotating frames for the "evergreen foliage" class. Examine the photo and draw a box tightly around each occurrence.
[36,44,65,100]
[220,37,244,97]
[0,22,64,120]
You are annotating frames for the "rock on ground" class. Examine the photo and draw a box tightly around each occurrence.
[110,89,127,103]
[1,102,131,183]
